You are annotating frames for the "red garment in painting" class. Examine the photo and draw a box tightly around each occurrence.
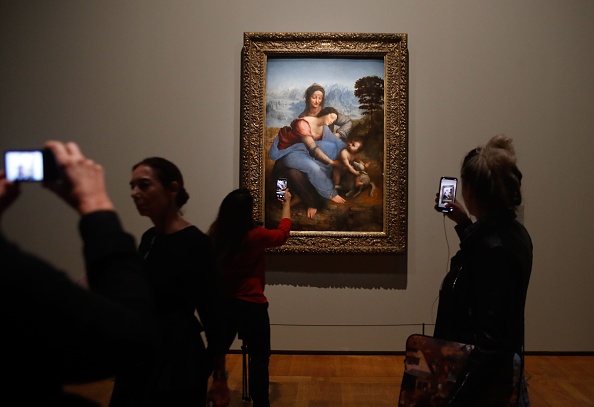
[277,118,314,150]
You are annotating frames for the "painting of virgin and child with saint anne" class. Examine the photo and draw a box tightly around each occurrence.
[265,58,386,232]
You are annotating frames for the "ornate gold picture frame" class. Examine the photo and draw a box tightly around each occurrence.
[240,32,408,254]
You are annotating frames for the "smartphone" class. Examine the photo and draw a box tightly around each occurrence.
[275,178,287,201]
[4,149,59,182]
[436,176,458,213]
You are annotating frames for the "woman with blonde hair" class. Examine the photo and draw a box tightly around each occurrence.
[434,135,532,406]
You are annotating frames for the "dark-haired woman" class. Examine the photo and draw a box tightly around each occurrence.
[208,188,292,407]
[434,135,532,406]
[110,157,229,407]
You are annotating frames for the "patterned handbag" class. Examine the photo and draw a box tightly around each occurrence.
[398,334,474,406]
[398,334,526,406]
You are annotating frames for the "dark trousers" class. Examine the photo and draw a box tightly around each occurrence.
[223,299,271,407]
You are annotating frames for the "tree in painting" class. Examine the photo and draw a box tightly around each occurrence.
[354,76,384,122]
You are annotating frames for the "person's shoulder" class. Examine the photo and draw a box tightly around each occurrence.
[247,225,264,236]
[291,117,308,126]
[179,225,212,243]
[178,225,206,237]
[247,225,275,240]
[250,223,289,238]
[141,227,157,240]
[477,218,525,252]
[168,226,212,256]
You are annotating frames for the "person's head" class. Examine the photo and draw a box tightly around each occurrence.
[130,157,189,219]
[316,106,339,126]
[303,83,325,111]
[216,188,254,230]
[209,188,255,260]
[460,135,523,218]
[347,136,365,154]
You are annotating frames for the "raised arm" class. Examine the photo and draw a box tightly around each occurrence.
[0,170,21,223]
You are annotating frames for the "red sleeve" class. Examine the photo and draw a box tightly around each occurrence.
[248,218,291,251]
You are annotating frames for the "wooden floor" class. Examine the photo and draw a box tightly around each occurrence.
[65,354,594,406]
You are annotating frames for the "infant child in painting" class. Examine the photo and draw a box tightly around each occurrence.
[333,136,366,191]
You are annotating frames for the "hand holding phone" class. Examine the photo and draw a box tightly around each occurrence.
[436,176,458,213]
[0,170,22,215]
[275,178,287,201]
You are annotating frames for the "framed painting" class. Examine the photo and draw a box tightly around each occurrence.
[240,32,408,253]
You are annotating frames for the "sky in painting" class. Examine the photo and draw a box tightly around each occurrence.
[266,58,384,93]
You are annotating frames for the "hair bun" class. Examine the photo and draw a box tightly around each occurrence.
[177,187,190,207]
[482,134,517,170]
[462,135,523,210]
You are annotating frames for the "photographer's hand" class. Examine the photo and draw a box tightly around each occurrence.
[280,189,292,220]
[434,193,471,226]
[44,141,114,215]
[0,171,21,221]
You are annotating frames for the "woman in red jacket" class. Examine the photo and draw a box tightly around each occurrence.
[208,188,291,407]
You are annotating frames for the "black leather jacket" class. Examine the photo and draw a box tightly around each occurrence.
[434,210,532,406]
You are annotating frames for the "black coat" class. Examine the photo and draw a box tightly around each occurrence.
[1,211,158,407]
[434,210,532,406]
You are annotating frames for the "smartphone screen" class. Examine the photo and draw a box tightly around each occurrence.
[4,149,59,182]
[276,178,287,200]
[4,150,45,182]
[437,176,458,213]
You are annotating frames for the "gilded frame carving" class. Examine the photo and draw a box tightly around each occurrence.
[240,32,408,254]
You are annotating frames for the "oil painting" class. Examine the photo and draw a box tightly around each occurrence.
[240,32,408,253]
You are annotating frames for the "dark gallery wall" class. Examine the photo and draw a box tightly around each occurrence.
[1,0,593,352]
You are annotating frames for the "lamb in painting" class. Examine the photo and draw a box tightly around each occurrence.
[345,160,376,198]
